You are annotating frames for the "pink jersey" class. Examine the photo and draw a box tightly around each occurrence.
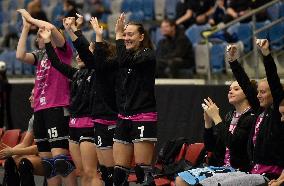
[33,43,72,111]
[118,112,158,121]
[69,117,94,128]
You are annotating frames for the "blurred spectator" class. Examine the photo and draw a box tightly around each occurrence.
[1,25,19,50]
[80,0,110,33]
[225,0,270,23]
[175,0,215,29]
[225,0,251,23]
[60,0,81,29]
[0,61,11,129]
[250,0,270,22]
[86,0,111,22]
[209,0,227,26]
[63,0,79,18]
[27,0,48,34]
[156,19,195,78]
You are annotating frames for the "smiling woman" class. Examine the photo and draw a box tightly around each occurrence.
[123,22,154,51]
[112,13,157,186]
[226,40,284,180]
[175,45,258,186]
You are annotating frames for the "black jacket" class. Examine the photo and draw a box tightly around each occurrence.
[156,28,195,68]
[45,42,94,118]
[73,31,118,120]
[115,39,157,116]
[230,54,284,168]
[204,109,255,172]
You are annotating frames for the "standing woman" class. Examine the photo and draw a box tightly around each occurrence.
[16,10,77,186]
[62,15,118,186]
[65,16,118,186]
[113,13,157,186]
[38,21,103,186]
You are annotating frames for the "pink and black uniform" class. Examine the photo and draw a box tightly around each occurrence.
[113,39,157,144]
[230,54,284,180]
[32,42,72,152]
[72,30,118,149]
[203,108,254,172]
[44,40,95,144]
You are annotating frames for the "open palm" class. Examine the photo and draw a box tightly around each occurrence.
[90,17,103,35]
[115,13,125,34]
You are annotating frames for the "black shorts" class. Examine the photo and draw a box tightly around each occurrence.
[33,107,69,152]
[94,123,116,149]
[113,118,157,144]
[69,127,95,144]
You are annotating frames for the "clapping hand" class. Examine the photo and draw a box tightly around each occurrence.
[203,97,222,125]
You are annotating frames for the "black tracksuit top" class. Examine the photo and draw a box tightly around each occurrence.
[230,54,284,168]
[115,39,157,116]
[204,109,255,172]
[72,31,118,120]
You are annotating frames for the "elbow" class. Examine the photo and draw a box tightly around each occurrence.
[16,53,24,61]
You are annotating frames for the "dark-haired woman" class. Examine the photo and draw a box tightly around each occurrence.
[113,13,157,186]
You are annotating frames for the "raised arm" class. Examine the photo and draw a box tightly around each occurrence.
[90,17,103,43]
[257,39,284,107]
[39,28,77,79]
[16,17,36,65]
[61,16,96,69]
[18,9,65,47]
[63,16,79,42]
[227,44,260,112]
[114,13,135,66]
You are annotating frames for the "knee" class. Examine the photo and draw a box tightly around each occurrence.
[41,157,56,179]
[75,168,84,177]
[175,176,188,186]
[83,167,98,178]
[54,154,75,177]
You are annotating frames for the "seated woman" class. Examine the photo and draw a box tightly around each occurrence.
[228,39,284,180]
[176,79,257,185]
[1,89,55,186]
[186,39,284,186]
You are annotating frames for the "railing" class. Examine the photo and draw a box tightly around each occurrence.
[204,0,284,82]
